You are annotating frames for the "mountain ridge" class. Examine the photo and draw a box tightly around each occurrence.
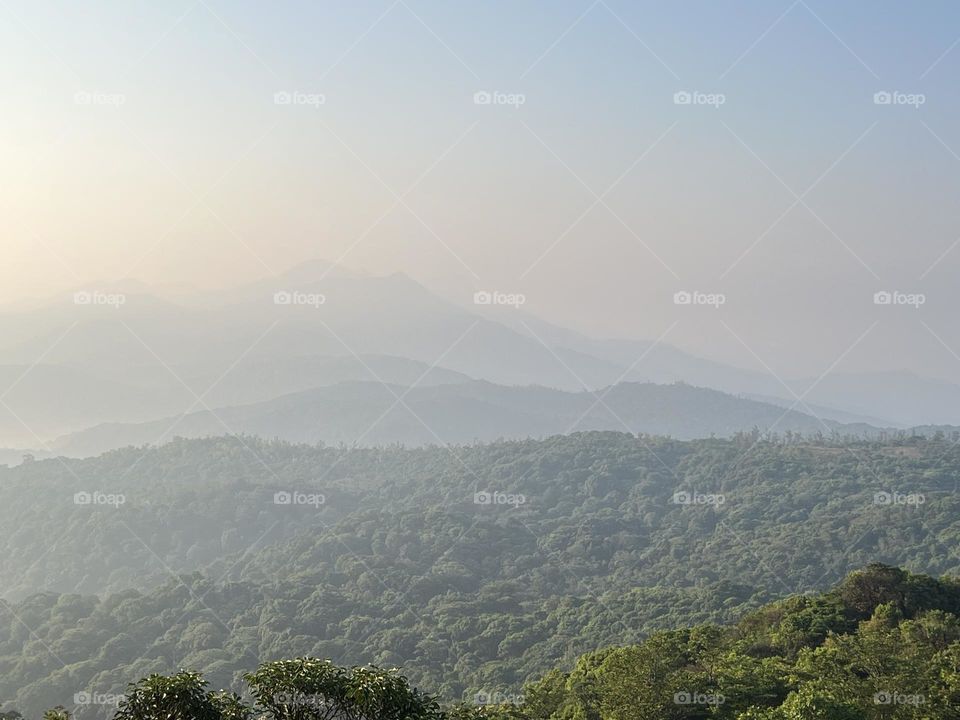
[50,378,911,457]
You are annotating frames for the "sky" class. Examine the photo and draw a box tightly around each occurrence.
[3,0,960,380]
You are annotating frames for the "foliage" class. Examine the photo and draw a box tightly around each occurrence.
[113,671,238,720]
[244,658,441,720]
[516,564,960,719]
[6,565,960,718]
[1,433,959,717]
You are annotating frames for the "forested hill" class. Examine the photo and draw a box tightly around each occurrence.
[9,565,960,719]
[1,433,959,716]
[3,431,960,598]
[499,563,960,719]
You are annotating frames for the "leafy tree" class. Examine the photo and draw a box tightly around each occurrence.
[244,658,442,720]
[114,671,246,720]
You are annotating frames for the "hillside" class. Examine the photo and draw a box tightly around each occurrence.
[1,433,959,716]
[51,380,863,457]
[510,564,960,719]
[0,351,473,450]
[5,565,960,718]
[0,264,959,451]
[7,432,960,599]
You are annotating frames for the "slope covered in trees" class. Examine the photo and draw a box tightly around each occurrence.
[3,432,960,598]
[11,565,960,719]
[1,433,959,716]
[515,563,960,718]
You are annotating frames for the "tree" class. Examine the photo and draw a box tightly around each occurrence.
[838,564,909,617]
[114,671,247,720]
[244,658,442,720]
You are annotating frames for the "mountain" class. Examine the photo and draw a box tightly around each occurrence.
[741,391,899,427]
[1,432,959,717]
[50,380,859,457]
[0,265,633,447]
[6,564,960,719]
[0,261,959,449]
[0,352,472,450]
[0,268,622,390]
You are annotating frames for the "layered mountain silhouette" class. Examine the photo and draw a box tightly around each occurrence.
[0,260,957,452]
[53,379,930,457]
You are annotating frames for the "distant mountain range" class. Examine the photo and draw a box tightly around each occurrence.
[0,259,958,453]
[51,379,954,458]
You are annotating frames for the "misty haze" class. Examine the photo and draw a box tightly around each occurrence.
[1,2,960,719]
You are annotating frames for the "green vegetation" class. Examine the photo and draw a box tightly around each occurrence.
[509,563,960,719]
[4,431,959,599]
[2,432,959,716]
[17,564,960,719]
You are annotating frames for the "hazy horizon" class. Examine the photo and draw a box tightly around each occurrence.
[4,1,960,382]
[5,5,960,718]
[3,255,960,390]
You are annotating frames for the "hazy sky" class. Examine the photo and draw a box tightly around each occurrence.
[3,1,960,380]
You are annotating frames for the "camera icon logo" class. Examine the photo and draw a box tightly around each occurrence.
[873,91,892,105]
[274,91,292,105]
[473,91,492,105]
[873,290,892,305]
[673,91,692,105]
[673,291,692,305]
[474,491,492,505]
[274,291,293,305]
[74,491,92,505]
[274,491,292,505]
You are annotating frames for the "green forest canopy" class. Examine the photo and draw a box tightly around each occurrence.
[12,564,960,719]
[1,432,959,716]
